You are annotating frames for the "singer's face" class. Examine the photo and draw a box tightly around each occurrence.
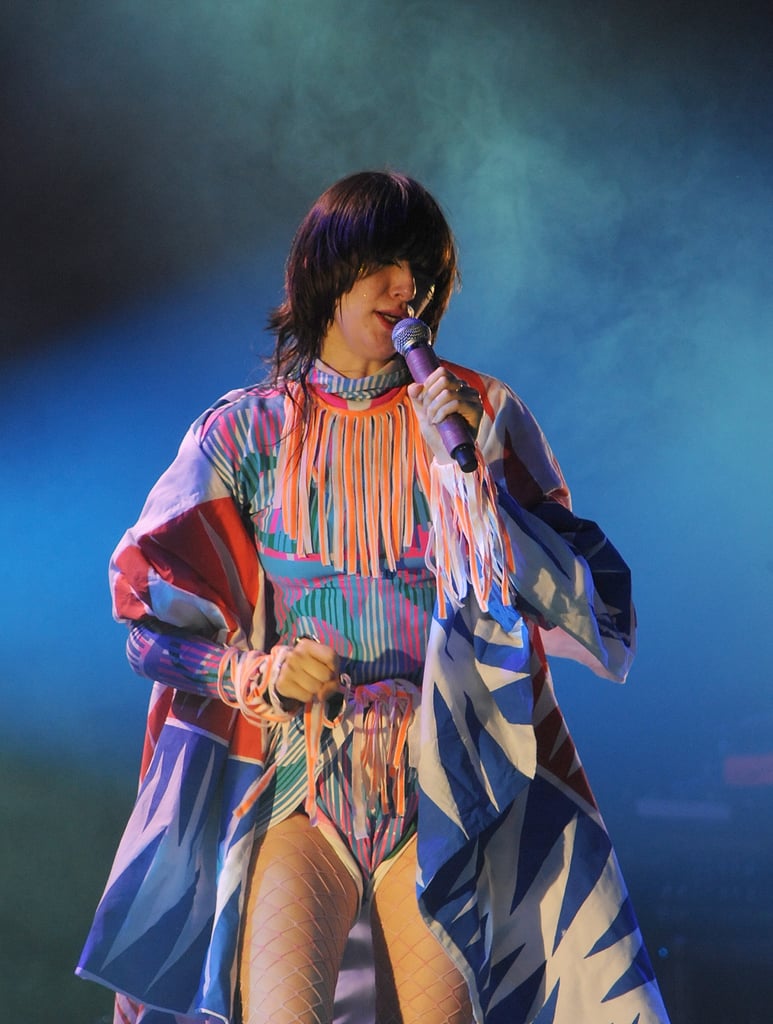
[320,261,434,378]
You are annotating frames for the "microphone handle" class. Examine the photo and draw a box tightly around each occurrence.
[402,346,478,473]
[437,418,478,474]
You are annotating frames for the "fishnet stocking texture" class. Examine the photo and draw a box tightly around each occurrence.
[371,836,473,1024]
[239,813,360,1024]
[240,818,472,1024]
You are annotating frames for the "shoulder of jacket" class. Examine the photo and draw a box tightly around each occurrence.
[193,381,286,441]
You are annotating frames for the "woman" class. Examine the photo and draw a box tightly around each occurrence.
[78,171,670,1024]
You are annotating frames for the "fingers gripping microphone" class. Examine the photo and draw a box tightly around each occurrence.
[392,318,478,473]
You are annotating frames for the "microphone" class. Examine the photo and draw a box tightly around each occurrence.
[392,317,478,473]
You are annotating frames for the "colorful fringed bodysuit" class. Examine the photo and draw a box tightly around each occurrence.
[77,359,671,1024]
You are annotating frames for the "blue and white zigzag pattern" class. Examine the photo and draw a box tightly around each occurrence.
[417,601,669,1024]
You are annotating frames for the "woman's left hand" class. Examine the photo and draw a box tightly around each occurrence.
[407,367,483,464]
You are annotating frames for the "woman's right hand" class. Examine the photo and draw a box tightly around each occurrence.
[407,367,483,464]
[274,638,341,705]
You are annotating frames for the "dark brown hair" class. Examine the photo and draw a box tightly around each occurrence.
[266,170,459,387]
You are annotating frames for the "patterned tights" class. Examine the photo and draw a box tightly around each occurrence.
[370,832,472,1024]
[239,814,472,1024]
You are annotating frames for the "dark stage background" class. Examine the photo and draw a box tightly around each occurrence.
[2,2,772,1022]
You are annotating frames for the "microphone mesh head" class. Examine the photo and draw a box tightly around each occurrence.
[391,317,432,355]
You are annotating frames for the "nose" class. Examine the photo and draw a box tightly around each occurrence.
[389,261,417,303]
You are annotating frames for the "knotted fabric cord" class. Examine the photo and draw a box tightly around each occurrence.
[218,644,416,838]
[216,647,353,823]
[217,646,299,819]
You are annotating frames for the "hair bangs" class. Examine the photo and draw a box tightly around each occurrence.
[267,171,459,384]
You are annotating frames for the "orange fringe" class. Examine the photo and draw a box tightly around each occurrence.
[301,678,415,838]
[217,649,416,837]
[273,386,432,576]
[348,680,416,839]
[429,458,516,618]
